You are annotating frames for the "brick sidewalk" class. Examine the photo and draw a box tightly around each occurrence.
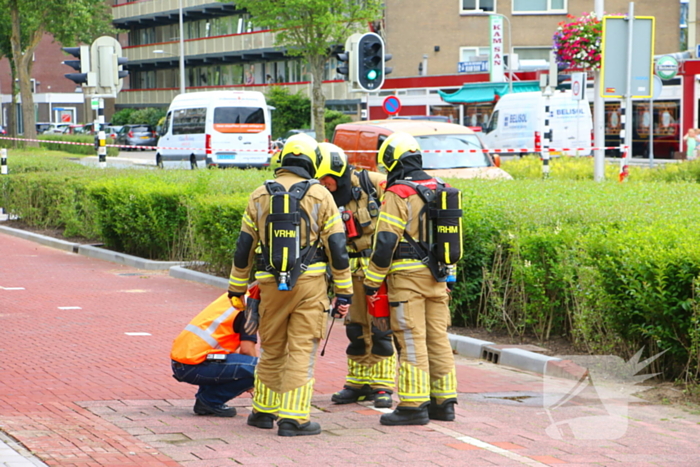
[2,232,700,466]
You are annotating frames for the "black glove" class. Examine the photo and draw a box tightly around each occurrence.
[447,281,456,291]
[228,291,244,299]
[364,285,379,297]
[331,294,352,318]
[243,297,260,335]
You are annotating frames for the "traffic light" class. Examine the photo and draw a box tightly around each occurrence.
[335,48,351,81]
[62,45,92,86]
[91,36,128,97]
[356,32,385,91]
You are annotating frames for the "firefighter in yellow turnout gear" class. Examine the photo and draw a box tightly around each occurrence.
[364,132,459,426]
[228,133,353,437]
[315,143,395,409]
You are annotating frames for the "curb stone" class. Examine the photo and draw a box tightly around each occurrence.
[0,224,564,376]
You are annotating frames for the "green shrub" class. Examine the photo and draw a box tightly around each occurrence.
[187,193,249,276]
[129,108,166,127]
[111,108,136,125]
[38,134,118,157]
[324,109,352,141]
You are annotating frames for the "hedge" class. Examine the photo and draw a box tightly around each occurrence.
[4,154,700,380]
[38,134,119,157]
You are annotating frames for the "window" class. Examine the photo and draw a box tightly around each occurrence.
[173,108,206,135]
[461,0,495,13]
[460,47,491,62]
[513,47,550,61]
[513,0,565,13]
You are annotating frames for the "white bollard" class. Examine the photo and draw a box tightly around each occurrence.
[1,148,7,175]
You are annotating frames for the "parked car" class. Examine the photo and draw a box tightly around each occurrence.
[62,124,88,135]
[104,125,123,140]
[44,123,71,134]
[36,122,53,134]
[116,124,157,150]
[332,119,512,180]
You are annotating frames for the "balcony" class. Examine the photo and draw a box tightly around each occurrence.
[116,81,353,107]
[112,0,240,28]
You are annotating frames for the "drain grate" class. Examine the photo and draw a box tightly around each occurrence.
[482,348,500,364]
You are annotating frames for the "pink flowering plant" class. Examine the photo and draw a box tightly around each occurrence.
[552,13,602,71]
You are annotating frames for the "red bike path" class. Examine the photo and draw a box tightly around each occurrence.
[1,231,699,467]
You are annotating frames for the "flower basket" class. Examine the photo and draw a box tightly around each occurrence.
[552,13,602,72]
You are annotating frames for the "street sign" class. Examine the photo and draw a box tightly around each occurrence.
[571,72,587,100]
[382,95,402,116]
[600,15,655,98]
[655,55,679,80]
[91,98,99,110]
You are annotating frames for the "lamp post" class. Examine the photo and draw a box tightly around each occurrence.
[481,12,513,93]
[178,0,186,95]
[153,48,186,94]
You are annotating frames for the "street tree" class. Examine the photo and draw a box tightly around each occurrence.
[0,0,114,145]
[231,0,384,142]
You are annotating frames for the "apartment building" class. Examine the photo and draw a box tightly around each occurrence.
[0,0,696,141]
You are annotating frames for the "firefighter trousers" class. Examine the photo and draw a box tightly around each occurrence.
[252,274,330,422]
[343,274,396,391]
[387,267,457,408]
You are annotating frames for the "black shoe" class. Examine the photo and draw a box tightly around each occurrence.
[247,411,277,429]
[428,398,457,421]
[277,419,321,437]
[193,398,236,417]
[380,403,430,426]
[331,384,375,404]
[373,389,393,409]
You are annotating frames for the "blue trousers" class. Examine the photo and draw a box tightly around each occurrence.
[172,353,258,407]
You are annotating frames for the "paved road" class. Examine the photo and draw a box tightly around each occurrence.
[1,231,700,466]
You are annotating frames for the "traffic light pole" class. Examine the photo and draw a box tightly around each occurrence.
[95,98,106,167]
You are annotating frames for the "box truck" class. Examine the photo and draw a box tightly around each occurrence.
[481,91,592,156]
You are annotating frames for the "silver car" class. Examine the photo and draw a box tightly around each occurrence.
[116,124,157,150]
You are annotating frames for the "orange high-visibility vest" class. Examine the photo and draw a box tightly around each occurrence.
[170,293,242,365]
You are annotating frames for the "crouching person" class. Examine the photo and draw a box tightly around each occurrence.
[171,292,259,417]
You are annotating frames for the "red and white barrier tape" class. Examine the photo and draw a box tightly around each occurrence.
[0,136,626,154]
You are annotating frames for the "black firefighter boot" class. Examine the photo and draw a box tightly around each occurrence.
[379,402,430,426]
[277,418,322,437]
[331,384,375,404]
[428,397,457,421]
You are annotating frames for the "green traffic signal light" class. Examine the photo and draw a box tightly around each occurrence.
[367,69,378,80]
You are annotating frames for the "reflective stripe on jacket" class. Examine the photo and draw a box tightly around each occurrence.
[170,293,242,365]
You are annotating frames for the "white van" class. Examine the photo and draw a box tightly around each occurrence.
[482,91,592,156]
[156,90,272,169]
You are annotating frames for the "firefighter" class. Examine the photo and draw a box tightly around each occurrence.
[227,133,353,437]
[363,132,458,426]
[315,142,395,409]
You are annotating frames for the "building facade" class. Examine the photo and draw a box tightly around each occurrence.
[0,0,697,149]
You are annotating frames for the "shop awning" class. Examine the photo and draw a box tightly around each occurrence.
[438,81,541,104]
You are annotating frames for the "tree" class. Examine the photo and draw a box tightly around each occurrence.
[231,0,384,142]
[265,86,312,139]
[0,0,114,145]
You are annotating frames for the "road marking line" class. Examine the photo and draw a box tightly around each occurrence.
[0,286,25,290]
[431,424,548,466]
[125,332,151,336]
[58,306,82,310]
[370,405,547,466]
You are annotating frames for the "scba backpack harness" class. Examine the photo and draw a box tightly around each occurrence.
[392,178,463,282]
[341,170,382,244]
[260,179,325,291]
